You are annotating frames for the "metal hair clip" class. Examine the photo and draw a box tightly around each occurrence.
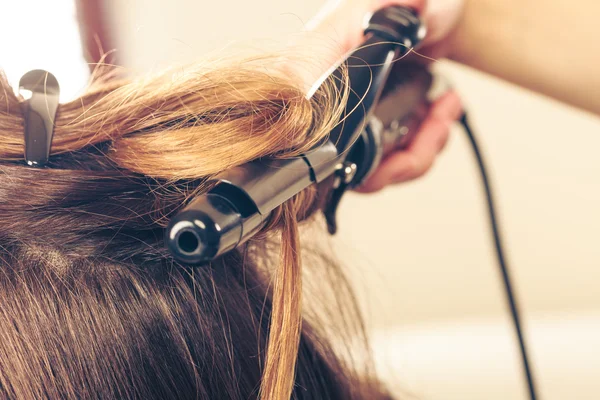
[19,70,60,167]
[166,5,431,264]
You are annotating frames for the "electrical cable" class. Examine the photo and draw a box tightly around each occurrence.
[459,113,538,400]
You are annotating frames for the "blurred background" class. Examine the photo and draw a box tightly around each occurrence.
[3,0,599,398]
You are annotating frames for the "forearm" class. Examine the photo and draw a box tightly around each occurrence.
[449,0,600,115]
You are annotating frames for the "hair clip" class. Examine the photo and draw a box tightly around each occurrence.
[19,70,60,167]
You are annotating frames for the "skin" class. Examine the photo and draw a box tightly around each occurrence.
[448,0,600,116]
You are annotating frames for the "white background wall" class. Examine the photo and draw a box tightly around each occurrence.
[106,1,600,398]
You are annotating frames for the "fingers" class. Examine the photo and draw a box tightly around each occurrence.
[356,90,462,193]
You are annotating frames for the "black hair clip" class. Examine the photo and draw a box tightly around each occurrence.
[19,70,60,167]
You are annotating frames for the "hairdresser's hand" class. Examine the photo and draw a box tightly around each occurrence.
[297,0,464,192]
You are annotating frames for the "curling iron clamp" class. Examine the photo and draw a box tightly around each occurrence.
[167,5,439,264]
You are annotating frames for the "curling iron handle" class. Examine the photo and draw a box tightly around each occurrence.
[347,63,435,187]
[380,97,430,155]
[378,64,451,159]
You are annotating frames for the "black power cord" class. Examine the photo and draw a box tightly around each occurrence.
[459,113,538,400]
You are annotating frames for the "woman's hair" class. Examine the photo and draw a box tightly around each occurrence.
[0,57,387,399]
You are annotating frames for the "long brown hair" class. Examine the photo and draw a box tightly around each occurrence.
[0,57,387,399]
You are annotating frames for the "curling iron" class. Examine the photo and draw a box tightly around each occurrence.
[166,5,430,263]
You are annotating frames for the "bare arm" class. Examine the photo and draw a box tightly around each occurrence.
[448,0,600,115]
